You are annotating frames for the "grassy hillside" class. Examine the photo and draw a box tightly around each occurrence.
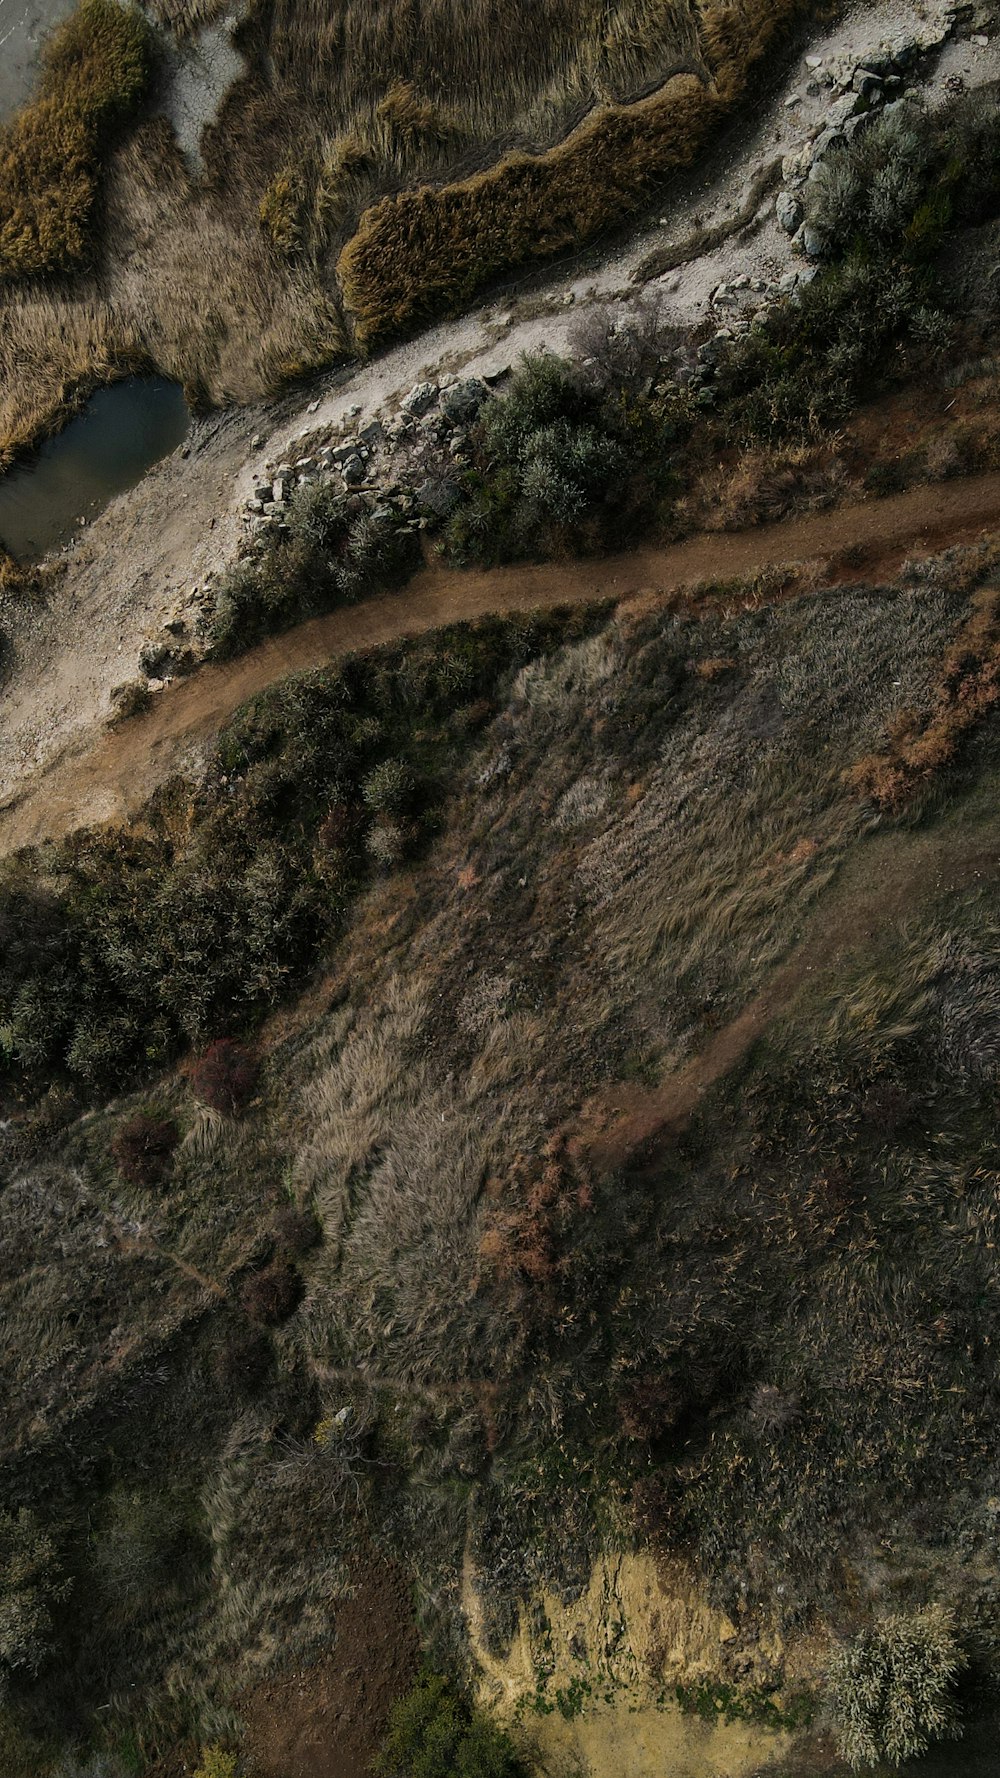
[3,528,1000,1773]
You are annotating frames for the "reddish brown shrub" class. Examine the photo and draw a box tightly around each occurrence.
[111,1110,179,1184]
[272,1202,322,1256]
[190,1040,260,1116]
[240,1262,303,1326]
[617,1376,685,1441]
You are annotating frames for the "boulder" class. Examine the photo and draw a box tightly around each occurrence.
[776,190,803,235]
[341,454,367,486]
[441,377,488,422]
[401,380,439,416]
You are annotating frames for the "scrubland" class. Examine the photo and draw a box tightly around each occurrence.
[3,520,1000,1772]
[8,21,1000,1778]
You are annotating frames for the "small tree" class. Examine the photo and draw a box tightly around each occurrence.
[0,1509,69,1682]
[828,1605,964,1768]
[193,1749,237,1778]
[377,1669,526,1778]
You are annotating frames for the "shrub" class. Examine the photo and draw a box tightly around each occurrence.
[111,1109,179,1184]
[272,1202,322,1256]
[192,1750,237,1778]
[0,0,153,280]
[445,354,671,565]
[239,1261,303,1326]
[361,758,416,814]
[376,1670,527,1778]
[190,1040,260,1115]
[0,1509,69,1681]
[828,1606,964,1768]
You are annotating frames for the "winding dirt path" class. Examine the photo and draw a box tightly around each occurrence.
[3,468,1000,854]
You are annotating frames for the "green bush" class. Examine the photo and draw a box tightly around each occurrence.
[806,90,1000,264]
[361,757,416,814]
[0,1509,70,1682]
[445,354,679,566]
[210,493,421,659]
[376,1670,526,1778]
[828,1605,964,1768]
[714,258,949,441]
[0,608,598,1098]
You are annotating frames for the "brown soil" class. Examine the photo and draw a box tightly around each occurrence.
[578,824,1000,1172]
[3,468,1000,857]
[240,1559,419,1778]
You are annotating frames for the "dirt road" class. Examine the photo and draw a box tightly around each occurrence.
[2,465,999,855]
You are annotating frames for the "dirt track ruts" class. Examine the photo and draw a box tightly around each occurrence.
[3,467,1000,855]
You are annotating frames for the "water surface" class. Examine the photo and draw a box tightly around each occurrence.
[0,0,76,120]
[0,377,191,560]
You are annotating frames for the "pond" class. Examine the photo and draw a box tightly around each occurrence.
[0,377,191,560]
[0,0,77,121]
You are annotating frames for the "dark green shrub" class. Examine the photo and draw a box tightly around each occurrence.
[210,493,421,659]
[361,757,416,814]
[714,258,949,441]
[446,354,676,565]
[376,1670,527,1778]
[0,1509,69,1682]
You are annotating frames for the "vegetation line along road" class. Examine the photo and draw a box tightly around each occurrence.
[4,466,1000,856]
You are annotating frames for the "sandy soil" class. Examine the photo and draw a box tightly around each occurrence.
[0,0,995,842]
[3,466,1000,855]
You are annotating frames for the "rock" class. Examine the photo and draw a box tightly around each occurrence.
[307,399,320,414]
[776,190,803,235]
[294,456,317,473]
[810,125,845,163]
[347,402,362,416]
[415,477,461,516]
[805,53,823,67]
[359,418,385,446]
[252,433,265,450]
[441,377,488,422]
[778,268,800,294]
[801,223,827,258]
[246,498,265,515]
[852,67,882,98]
[163,614,187,635]
[272,477,288,504]
[973,31,990,44]
[401,380,439,416]
[340,454,366,486]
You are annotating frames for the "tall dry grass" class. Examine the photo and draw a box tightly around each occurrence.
[336,0,810,346]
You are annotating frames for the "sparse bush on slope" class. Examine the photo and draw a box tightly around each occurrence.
[828,1607,964,1768]
[0,1510,69,1683]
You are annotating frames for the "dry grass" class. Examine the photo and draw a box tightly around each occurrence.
[337,0,809,347]
[0,0,152,279]
[0,0,809,458]
[848,572,1000,810]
